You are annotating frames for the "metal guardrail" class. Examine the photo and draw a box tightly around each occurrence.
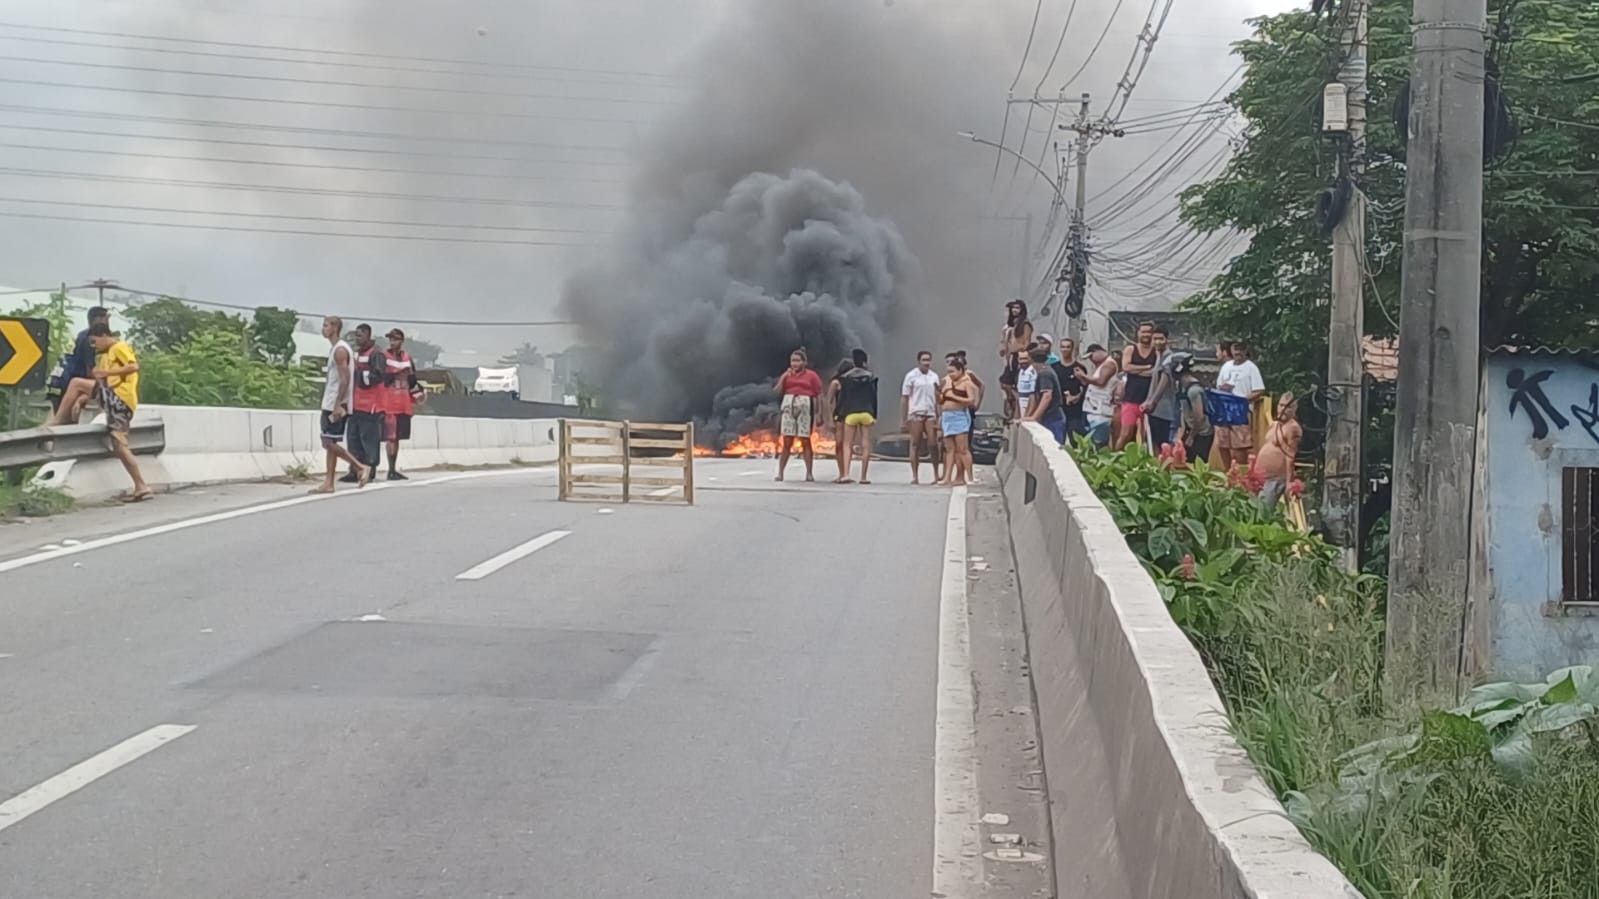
[0,419,166,471]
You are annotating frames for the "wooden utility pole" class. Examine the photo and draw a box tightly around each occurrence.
[1323,0,1368,571]
[1386,0,1487,702]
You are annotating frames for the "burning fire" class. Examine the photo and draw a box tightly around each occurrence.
[705,428,839,458]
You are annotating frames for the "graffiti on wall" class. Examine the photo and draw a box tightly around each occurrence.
[1507,367,1599,445]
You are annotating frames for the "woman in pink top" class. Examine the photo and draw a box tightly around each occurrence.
[776,348,822,482]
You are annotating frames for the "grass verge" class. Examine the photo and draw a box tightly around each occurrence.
[1073,443,1599,899]
[0,482,75,520]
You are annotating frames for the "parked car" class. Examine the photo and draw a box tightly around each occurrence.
[871,412,1007,466]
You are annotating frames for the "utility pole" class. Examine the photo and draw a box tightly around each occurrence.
[1054,93,1121,346]
[1020,213,1033,301]
[1386,0,1487,703]
[89,278,117,306]
[1323,0,1369,571]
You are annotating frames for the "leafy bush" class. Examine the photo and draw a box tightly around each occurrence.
[0,483,74,519]
[138,326,318,410]
[1075,445,1599,898]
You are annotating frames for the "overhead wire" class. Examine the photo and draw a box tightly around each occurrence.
[0,165,628,211]
[0,210,607,248]
[0,102,633,154]
[0,76,657,127]
[0,54,683,106]
[0,134,628,183]
[993,0,1048,185]
[0,20,679,82]
[112,286,579,328]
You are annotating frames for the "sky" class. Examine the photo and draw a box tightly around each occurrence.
[0,0,1303,362]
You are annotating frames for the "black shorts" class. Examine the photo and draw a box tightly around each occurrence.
[320,409,347,442]
[387,413,413,442]
[1000,356,1020,387]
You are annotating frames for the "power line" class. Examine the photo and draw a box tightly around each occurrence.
[0,135,628,184]
[1056,0,1129,90]
[0,210,608,248]
[0,76,656,127]
[113,286,578,328]
[0,54,682,106]
[0,33,688,91]
[0,102,631,153]
[0,165,629,211]
[0,20,679,82]
[993,0,1048,186]
[0,196,619,235]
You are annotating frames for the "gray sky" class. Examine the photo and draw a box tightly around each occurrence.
[0,0,1300,361]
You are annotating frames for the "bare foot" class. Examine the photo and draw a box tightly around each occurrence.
[775,473,785,482]
[308,484,335,495]
[859,479,871,485]
[834,477,854,484]
[357,465,372,488]
[804,474,815,482]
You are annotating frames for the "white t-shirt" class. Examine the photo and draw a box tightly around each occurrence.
[1083,360,1117,418]
[1217,359,1265,398]
[902,367,940,416]
[1017,365,1038,414]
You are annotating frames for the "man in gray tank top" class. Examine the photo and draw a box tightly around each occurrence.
[313,315,370,494]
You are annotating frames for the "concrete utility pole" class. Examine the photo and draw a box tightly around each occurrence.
[1323,0,1369,570]
[1386,0,1487,703]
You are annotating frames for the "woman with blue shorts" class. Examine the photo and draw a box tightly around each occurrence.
[938,355,977,487]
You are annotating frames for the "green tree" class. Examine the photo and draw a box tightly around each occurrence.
[137,325,317,410]
[1179,0,1599,391]
[123,297,245,353]
[407,336,443,368]
[248,306,300,366]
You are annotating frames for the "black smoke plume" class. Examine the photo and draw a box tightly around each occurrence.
[562,165,914,446]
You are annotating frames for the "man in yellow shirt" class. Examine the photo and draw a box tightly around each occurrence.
[88,323,152,502]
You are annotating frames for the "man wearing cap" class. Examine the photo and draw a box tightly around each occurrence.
[381,328,423,480]
[341,324,386,482]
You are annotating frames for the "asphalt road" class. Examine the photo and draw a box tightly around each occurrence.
[0,460,1052,899]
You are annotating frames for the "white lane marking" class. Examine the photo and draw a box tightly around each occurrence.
[933,486,982,896]
[455,529,572,581]
[0,469,554,577]
[0,724,196,834]
[605,637,665,701]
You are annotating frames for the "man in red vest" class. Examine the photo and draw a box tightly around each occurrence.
[381,328,424,480]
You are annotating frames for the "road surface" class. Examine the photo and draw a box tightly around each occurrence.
[0,459,1052,898]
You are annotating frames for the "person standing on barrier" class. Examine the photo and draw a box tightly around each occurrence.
[314,316,368,495]
[834,349,879,485]
[341,324,386,483]
[381,328,421,481]
[775,348,821,483]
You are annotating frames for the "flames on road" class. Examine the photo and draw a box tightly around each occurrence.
[696,428,840,458]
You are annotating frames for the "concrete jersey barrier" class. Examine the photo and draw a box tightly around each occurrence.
[32,405,559,499]
[998,423,1361,899]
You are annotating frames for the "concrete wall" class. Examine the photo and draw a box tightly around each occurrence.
[33,404,558,499]
[1483,353,1599,680]
[998,423,1359,899]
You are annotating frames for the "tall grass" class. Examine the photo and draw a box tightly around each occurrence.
[1077,447,1599,898]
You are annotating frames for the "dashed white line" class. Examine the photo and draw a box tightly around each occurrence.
[933,486,982,896]
[455,529,572,581]
[0,724,197,834]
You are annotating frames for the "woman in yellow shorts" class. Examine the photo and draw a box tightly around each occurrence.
[834,349,880,484]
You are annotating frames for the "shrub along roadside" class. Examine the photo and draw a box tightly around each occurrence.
[0,482,74,519]
[1071,443,1599,899]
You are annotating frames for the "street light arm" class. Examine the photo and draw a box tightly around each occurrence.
[955,131,1066,203]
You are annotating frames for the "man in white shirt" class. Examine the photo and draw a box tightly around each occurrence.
[1077,344,1120,449]
[1215,341,1267,470]
[901,350,942,484]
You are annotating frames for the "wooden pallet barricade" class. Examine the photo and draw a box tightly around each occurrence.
[557,419,695,506]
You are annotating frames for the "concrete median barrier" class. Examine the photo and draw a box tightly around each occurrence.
[997,422,1361,899]
[32,405,558,499]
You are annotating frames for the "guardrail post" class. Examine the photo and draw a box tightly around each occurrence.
[557,419,571,500]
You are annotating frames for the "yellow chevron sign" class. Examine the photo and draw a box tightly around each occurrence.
[0,317,49,389]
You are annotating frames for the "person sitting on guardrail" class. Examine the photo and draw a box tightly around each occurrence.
[83,322,152,503]
[46,306,109,424]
